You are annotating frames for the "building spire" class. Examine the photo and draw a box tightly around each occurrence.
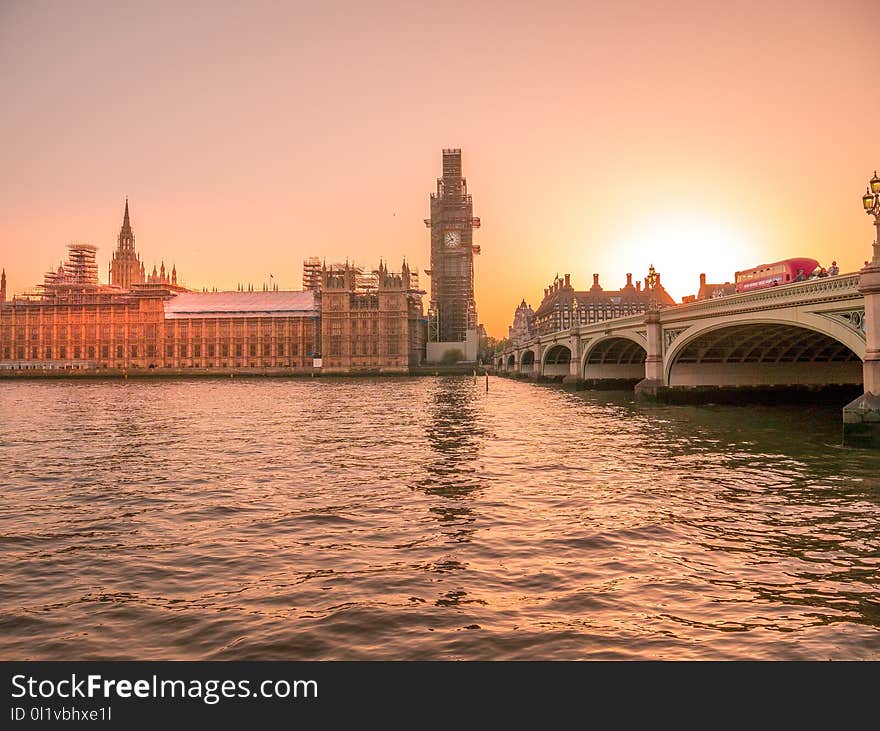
[121,197,132,237]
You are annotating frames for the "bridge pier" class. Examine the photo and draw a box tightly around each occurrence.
[562,331,584,391]
[527,343,545,381]
[634,310,664,400]
[844,262,880,448]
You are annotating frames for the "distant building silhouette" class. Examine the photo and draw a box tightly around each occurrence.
[508,299,536,346]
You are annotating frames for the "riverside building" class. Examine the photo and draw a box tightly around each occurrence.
[0,201,424,374]
[319,260,425,373]
[533,270,675,335]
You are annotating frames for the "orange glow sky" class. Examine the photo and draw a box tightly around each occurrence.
[1,1,878,337]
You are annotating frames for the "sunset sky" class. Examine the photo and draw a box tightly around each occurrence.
[1,1,878,337]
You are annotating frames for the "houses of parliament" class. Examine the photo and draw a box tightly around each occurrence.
[0,199,425,374]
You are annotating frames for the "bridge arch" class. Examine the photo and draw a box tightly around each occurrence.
[541,343,571,378]
[581,335,647,383]
[664,317,864,388]
[519,349,536,373]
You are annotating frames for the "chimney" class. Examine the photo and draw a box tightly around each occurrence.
[626,273,633,287]
[564,273,570,287]
[699,273,706,287]
[636,281,641,292]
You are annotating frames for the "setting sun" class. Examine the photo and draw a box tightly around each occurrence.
[601,210,760,301]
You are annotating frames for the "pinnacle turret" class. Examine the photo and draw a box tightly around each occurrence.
[110,197,143,288]
[121,197,132,238]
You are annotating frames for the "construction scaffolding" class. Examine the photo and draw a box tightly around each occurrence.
[425,148,480,345]
[302,257,322,291]
[41,243,100,291]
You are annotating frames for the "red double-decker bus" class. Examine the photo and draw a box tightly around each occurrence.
[734,258,820,293]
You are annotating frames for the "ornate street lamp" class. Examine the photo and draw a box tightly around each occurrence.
[645,264,660,311]
[864,170,880,267]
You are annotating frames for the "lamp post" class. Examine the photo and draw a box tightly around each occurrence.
[645,264,660,311]
[863,170,880,267]
[844,169,880,448]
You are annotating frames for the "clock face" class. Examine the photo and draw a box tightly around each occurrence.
[444,230,460,248]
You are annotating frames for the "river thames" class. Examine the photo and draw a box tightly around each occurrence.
[1,376,878,660]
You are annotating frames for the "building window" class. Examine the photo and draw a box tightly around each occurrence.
[179,345,187,358]
[88,346,95,359]
[31,348,38,359]
[131,346,138,358]
[117,345,124,358]
[74,347,81,359]
[45,347,52,359]
[263,344,270,356]
[207,344,215,357]
[221,344,228,357]
[59,346,66,359]
[166,345,174,358]
[194,344,201,357]
[235,344,242,357]
[147,345,156,358]
[101,346,109,358]
[249,344,257,357]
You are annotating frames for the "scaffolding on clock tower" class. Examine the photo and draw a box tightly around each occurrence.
[424,148,481,361]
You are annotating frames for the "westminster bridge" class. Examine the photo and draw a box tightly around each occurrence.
[495,267,880,448]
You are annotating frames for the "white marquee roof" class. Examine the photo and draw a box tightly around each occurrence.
[164,290,318,319]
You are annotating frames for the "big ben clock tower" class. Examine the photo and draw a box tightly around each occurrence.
[425,148,481,359]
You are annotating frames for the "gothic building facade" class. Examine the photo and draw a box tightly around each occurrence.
[319,260,425,373]
[1,195,428,374]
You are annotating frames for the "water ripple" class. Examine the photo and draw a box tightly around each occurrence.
[1,376,879,659]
